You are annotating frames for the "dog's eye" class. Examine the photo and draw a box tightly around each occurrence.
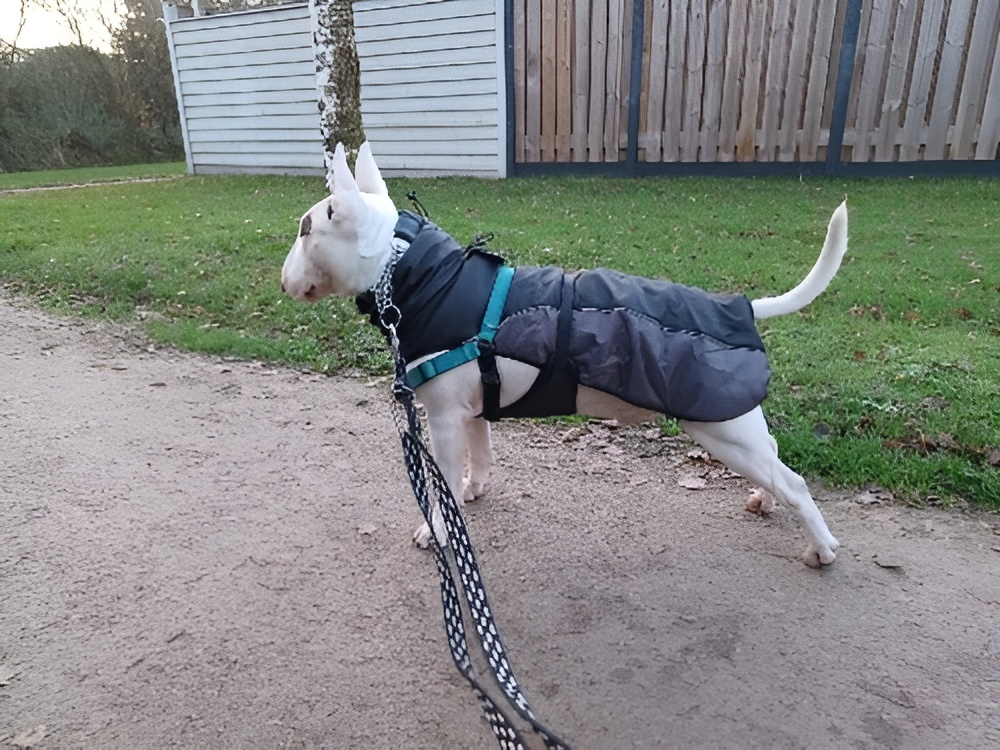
[298,215,312,237]
[327,202,334,220]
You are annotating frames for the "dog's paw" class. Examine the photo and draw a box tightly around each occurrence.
[462,478,487,502]
[413,521,433,549]
[745,488,776,515]
[412,511,449,550]
[802,535,840,568]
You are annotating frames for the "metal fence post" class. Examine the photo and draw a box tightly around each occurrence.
[626,0,646,177]
[826,0,864,175]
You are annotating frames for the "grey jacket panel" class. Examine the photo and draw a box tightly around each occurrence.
[494,266,770,422]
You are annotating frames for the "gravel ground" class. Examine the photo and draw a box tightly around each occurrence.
[2,295,999,750]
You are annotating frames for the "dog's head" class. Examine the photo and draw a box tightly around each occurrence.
[281,142,398,301]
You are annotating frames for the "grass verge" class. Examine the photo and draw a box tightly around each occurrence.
[1,168,997,508]
[0,162,186,191]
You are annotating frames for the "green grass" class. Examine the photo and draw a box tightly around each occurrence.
[0,162,186,191]
[1,167,997,508]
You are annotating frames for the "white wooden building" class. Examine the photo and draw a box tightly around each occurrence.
[162,0,507,177]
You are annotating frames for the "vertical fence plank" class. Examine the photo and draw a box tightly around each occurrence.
[736,0,768,161]
[514,0,526,162]
[800,0,837,161]
[588,0,609,161]
[540,0,557,160]
[638,0,653,159]
[952,2,1000,159]
[899,0,945,161]
[618,0,634,159]
[759,0,790,161]
[663,0,687,161]
[851,0,893,161]
[975,40,1000,159]
[643,0,670,161]
[681,0,706,161]
[604,0,625,161]
[555,0,572,160]
[778,0,814,161]
[700,0,729,161]
[717,0,749,161]
[524,0,542,162]
[572,0,591,161]
[876,0,919,160]
[925,1,973,159]
[843,0,872,141]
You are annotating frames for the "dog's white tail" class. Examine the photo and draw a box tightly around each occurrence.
[751,201,848,320]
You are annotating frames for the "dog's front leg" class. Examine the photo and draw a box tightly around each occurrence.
[464,417,492,501]
[412,409,470,549]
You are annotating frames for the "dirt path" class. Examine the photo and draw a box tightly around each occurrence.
[2,295,999,750]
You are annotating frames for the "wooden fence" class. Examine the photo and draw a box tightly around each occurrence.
[511,0,1000,168]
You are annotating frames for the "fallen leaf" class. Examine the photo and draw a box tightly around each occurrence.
[678,476,707,490]
[149,382,167,388]
[12,726,47,748]
[855,414,876,432]
[812,422,832,438]
[854,488,894,505]
[685,449,712,463]
[0,667,22,686]
[559,427,589,443]
[872,556,904,572]
[920,396,950,411]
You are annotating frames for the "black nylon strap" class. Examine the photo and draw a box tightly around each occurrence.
[477,339,502,421]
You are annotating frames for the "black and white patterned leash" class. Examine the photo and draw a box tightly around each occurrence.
[373,240,572,750]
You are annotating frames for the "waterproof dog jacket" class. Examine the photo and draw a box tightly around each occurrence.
[358,212,771,423]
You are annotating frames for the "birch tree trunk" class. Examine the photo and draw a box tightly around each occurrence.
[312,0,366,187]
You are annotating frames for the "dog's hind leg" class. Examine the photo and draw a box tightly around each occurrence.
[680,407,839,568]
[463,417,492,501]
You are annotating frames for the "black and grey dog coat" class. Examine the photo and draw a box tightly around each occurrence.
[357,211,771,423]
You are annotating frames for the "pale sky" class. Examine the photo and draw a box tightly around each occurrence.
[1,0,119,51]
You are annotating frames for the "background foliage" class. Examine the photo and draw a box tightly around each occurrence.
[0,0,183,172]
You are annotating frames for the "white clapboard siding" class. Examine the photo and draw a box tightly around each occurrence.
[164,2,324,176]
[164,0,504,177]
[355,0,503,177]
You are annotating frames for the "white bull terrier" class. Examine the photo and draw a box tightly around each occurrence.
[282,142,847,568]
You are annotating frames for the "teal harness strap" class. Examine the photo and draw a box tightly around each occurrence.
[405,264,515,389]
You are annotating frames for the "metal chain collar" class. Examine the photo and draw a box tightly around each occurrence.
[370,246,571,750]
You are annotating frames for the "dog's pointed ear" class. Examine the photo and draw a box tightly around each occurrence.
[330,143,360,197]
[354,141,388,196]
